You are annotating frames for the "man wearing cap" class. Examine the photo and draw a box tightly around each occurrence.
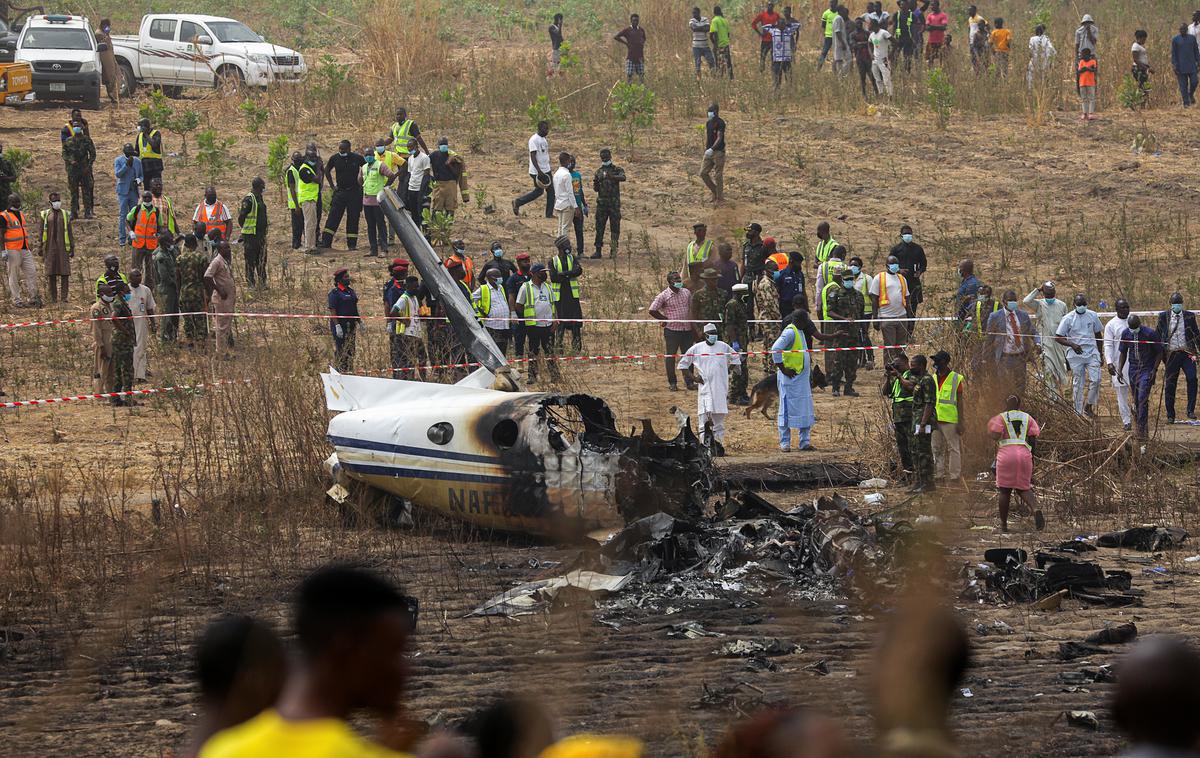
[1074,14,1098,61]
[516,263,559,384]
[327,268,360,372]
[691,267,727,337]
[507,253,534,361]
[445,240,476,290]
[679,323,741,448]
[1023,281,1068,400]
[825,267,864,397]
[649,272,698,391]
[549,236,584,352]
[383,257,411,336]
[742,223,767,282]
[473,265,511,355]
[685,222,714,270]
[724,282,752,404]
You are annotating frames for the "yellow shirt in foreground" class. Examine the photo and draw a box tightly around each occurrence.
[199,709,413,758]
[990,28,1012,52]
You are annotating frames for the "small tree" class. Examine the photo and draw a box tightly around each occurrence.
[166,107,201,164]
[195,129,237,185]
[611,83,656,156]
[138,89,173,129]
[266,135,290,201]
[309,55,353,122]
[421,209,455,249]
[238,97,270,135]
[5,147,33,206]
[926,67,955,130]
[526,95,564,131]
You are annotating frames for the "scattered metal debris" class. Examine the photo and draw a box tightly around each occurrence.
[717,638,799,658]
[468,570,632,617]
[1097,526,1188,551]
[962,544,1144,607]
[1085,623,1137,645]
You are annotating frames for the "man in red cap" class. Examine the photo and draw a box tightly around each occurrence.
[327,268,360,372]
[506,252,534,360]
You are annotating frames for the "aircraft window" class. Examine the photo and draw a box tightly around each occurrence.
[427,422,454,445]
[492,419,518,449]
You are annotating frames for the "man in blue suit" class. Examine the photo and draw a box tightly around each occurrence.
[984,288,1034,394]
[1156,292,1200,423]
[114,143,143,247]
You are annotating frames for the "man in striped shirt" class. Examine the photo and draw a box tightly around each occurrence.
[649,271,698,391]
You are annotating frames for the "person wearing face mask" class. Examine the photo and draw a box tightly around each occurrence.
[114,143,143,247]
[389,273,427,380]
[591,148,625,259]
[285,152,320,253]
[480,241,517,282]
[723,283,752,404]
[237,178,269,287]
[517,264,560,384]
[94,254,129,301]
[91,284,117,400]
[954,259,980,320]
[549,236,584,353]
[771,305,836,452]
[127,191,162,284]
[402,138,432,229]
[303,143,326,235]
[650,271,698,391]
[906,354,938,493]
[1022,281,1068,400]
[1119,314,1164,439]
[929,350,964,484]
[701,103,725,203]
[148,177,176,236]
[1056,295,1099,414]
[473,266,511,355]
[58,129,95,219]
[38,191,74,303]
[137,117,164,185]
[97,19,119,103]
[1155,292,1200,424]
[327,268,360,372]
[111,282,137,404]
[204,241,236,358]
[153,231,181,344]
[443,240,476,290]
[849,256,874,370]
[983,289,1034,394]
[1103,298,1134,431]
[429,137,469,217]
[824,268,865,397]
[1,195,39,307]
[321,140,366,251]
[360,142,397,258]
[869,255,910,364]
[679,323,741,448]
[127,269,156,383]
[890,225,926,325]
[193,186,232,244]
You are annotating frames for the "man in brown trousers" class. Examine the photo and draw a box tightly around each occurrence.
[38,191,74,302]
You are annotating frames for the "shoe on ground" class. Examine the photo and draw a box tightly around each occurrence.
[511,199,520,216]
[798,445,816,451]
[668,384,678,392]
[1034,510,1046,530]
[844,388,860,397]
[1190,413,1198,421]
[832,389,841,397]
[779,445,792,452]
[1123,423,1132,431]
[589,252,602,259]
[1168,417,1176,424]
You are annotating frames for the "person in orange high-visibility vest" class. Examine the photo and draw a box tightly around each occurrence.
[1,195,40,307]
[193,186,232,241]
[868,254,910,363]
[125,190,161,286]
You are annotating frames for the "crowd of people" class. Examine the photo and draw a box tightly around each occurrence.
[171,563,1200,758]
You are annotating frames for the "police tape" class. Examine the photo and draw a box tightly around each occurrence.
[0,379,252,409]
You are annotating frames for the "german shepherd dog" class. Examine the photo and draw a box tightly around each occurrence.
[744,365,827,418]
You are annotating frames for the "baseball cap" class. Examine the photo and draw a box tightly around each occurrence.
[732,283,750,293]
[746,222,762,234]
[390,258,409,268]
[703,323,719,334]
[531,263,547,273]
[516,252,531,261]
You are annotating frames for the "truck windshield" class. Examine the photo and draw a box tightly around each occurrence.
[207,22,260,43]
[21,28,94,50]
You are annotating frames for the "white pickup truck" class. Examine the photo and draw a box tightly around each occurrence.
[111,14,306,97]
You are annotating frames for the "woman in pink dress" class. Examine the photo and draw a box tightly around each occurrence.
[987,395,1045,532]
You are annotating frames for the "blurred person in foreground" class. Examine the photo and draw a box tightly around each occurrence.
[712,706,852,758]
[1112,636,1200,758]
[987,395,1044,533]
[200,565,419,758]
[464,695,556,758]
[182,615,287,758]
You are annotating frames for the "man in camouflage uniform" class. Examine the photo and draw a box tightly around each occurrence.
[152,230,180,343]
[883,353,914,478]
[824,268,864,396]
[111,282,136,405]
[591,148,625,259]
[61,126,96,218]
[691,268,727,337]
[723,282,752,404]
[908,354,937,493]
[754,271,781,373]
[177,236,210,346]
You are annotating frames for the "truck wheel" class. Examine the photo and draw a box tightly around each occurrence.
[118,62,136,98]
[216,65,244,92]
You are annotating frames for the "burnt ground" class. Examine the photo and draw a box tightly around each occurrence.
[4,462,1194,757]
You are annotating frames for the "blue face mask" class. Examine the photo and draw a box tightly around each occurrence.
[850,265,861,275]
[705,334,718,344]
[493,249,504,258]
[602,160,612,166]
[842,279,855,289]
[887,263,900,274]
[671,281,684,290]
[1173,303,1184,314]
[1006,301,1018,312]
[122,293,132,302]
[707,111,715,119]
[375,147,385,155]
[1075,305,1087,314]
[1044,296,1055,304]
[365,155,376,165]
[439,145,449,153]
[901,233,913,243]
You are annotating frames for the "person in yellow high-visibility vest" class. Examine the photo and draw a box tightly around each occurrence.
[813,220,839,266]
[770,308,835,451]
[685,222,714,271]
[930,350,965,483]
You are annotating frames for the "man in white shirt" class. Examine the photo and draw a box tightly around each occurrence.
[515,263,559,383]
[1054,293,1104,416]
[678,322,741,446]
[403,139,431,228]
[1027,24,1056,87]
[128,268,156,382]
[869,255,909,363]
[551,151,579,241]
[868,19,894,96]
[472,267,511,355]
[689,7,716,76]
[512,120,553,218]
[1103,298,1133,431]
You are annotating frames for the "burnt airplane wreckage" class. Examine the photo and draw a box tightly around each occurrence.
[322,189,712,539]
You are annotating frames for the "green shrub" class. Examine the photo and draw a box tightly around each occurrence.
[926,67,955,130]
[526,94,564,131]
[611,83,656,155]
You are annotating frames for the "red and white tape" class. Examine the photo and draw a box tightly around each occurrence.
[0,379,250,409]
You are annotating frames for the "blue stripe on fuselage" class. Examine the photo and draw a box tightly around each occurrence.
[328,434,502,465]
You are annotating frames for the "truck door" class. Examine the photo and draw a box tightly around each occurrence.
[142,17,178,82]
[177,19,216,86]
